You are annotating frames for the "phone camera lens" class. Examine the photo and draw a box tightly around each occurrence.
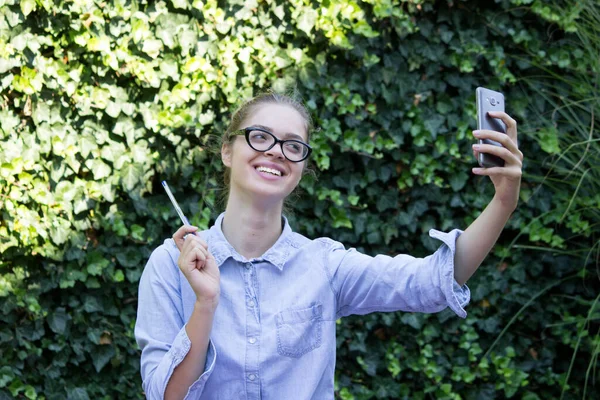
[489,98,497,106]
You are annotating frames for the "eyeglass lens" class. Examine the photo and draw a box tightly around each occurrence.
[247,130,309,161]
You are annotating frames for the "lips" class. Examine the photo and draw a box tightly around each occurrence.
[253,162,286,177]
[256,166,282,176]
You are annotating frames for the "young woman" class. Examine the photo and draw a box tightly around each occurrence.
[135,93,523,400]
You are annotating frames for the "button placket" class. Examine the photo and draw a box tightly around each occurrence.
[243,261,261,400]
[244,263,260,322]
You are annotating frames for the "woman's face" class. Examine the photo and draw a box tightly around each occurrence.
[222,103,308,205]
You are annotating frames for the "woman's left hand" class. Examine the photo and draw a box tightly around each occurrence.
[472,111,523,210]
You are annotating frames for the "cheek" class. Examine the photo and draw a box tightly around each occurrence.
[291,165,304,182]
[222,140,246,167]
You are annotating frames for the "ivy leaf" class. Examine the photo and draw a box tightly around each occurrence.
[87,36,111,53]
[401,313,423,330]
[87,159,112,180]
[113,269,125,282]
[50,218,71,245]
[0,110,21,134]
[522,392,541,400]
[126,269,142,283]
[130,224,145,241]
[329,207,352,229]
[297,8,317,35]
[83,294,103,313]
[67,388,90,400]
[179,30,197,57]
[115,247,143,267]
[32,101,50,124]
[376,191,397,212]
[171,0,189,10]
[439,27,454,44]
[92,345,115,373]
[449,172,469,192]
[120,162,143,191]
[216,20,232,34]
[86,251,110,276]
[423,114,445,139]
[273,5,285,21]
[79,135,98,159]
[537,126,560,154]
[142,39,163,59]
[159,58,180,80]
[100,182,116,202]
[106,101,121,118]
[20,0,37,17]
[48,308,70,334]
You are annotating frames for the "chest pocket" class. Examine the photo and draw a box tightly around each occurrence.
[275,304,322,358]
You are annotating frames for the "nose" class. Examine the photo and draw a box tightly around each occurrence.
[264,143,285,160]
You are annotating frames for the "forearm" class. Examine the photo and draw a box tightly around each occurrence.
[453,194,516,285]
[165,299,217,400]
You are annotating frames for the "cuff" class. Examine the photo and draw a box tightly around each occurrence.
[429,228,471,319]
[149,327,192,398]
[184,339,217,399]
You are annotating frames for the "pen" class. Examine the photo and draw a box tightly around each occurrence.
[162,181,191,226]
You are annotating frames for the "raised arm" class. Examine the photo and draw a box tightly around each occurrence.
[163,225,221,400]
[453,112,523,285]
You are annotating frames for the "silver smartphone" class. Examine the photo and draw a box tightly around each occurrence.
[476,87,506,168]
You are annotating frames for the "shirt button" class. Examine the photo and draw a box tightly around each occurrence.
[247,373,256,381]
[248,300,255,307]
[245,263,251,269]
[248,337,256,344]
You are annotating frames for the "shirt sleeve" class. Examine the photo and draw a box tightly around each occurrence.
[134,244,217,399]
[324,229,470,319]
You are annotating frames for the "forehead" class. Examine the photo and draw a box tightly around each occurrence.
[243,103,308,141]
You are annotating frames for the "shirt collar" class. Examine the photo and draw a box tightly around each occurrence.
[206,212,296,271]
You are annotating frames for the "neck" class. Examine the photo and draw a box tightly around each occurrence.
[221,192,284,259]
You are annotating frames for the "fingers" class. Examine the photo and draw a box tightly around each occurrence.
[472,143,523,167]
[487,111,518,142]
[473,111,523,169]
[178,236,211,272]
[472,165,522,179]
[471,143,523,180]
[181,233,209,255]
[473,129,520,156]
[190,245,209,267]
[172,225,201,251]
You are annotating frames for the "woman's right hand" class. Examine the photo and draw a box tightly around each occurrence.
[173,226,220,308]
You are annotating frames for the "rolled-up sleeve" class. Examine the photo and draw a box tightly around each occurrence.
[325,229,470,319]
[135,244,217,399]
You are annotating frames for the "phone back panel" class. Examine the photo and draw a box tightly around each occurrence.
[476,87,506,167]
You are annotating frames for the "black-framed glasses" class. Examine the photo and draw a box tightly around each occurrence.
[232,127,312,162]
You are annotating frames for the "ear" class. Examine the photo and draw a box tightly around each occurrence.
[221,142,232,167]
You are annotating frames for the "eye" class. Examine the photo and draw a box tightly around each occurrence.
[284,141,303,154]
[249,130,268,142]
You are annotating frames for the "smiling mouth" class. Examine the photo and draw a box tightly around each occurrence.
[256,166,282,176]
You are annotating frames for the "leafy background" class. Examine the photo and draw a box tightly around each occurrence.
[0,0,598,399]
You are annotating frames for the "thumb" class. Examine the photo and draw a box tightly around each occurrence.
[172,225,199,251]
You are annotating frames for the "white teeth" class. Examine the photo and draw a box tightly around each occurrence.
[256,166,282,176]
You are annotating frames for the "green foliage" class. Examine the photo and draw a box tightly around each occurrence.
[516,1,600,398]
[0,0,598,398]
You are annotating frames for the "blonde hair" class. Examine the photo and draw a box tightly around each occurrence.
[222,91,314,143]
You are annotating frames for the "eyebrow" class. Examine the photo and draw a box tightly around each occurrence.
[251,124,306,142]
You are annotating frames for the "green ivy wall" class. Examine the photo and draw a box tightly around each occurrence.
[0,0,598,399]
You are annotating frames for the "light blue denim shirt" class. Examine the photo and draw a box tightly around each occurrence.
[135,213,470,399]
